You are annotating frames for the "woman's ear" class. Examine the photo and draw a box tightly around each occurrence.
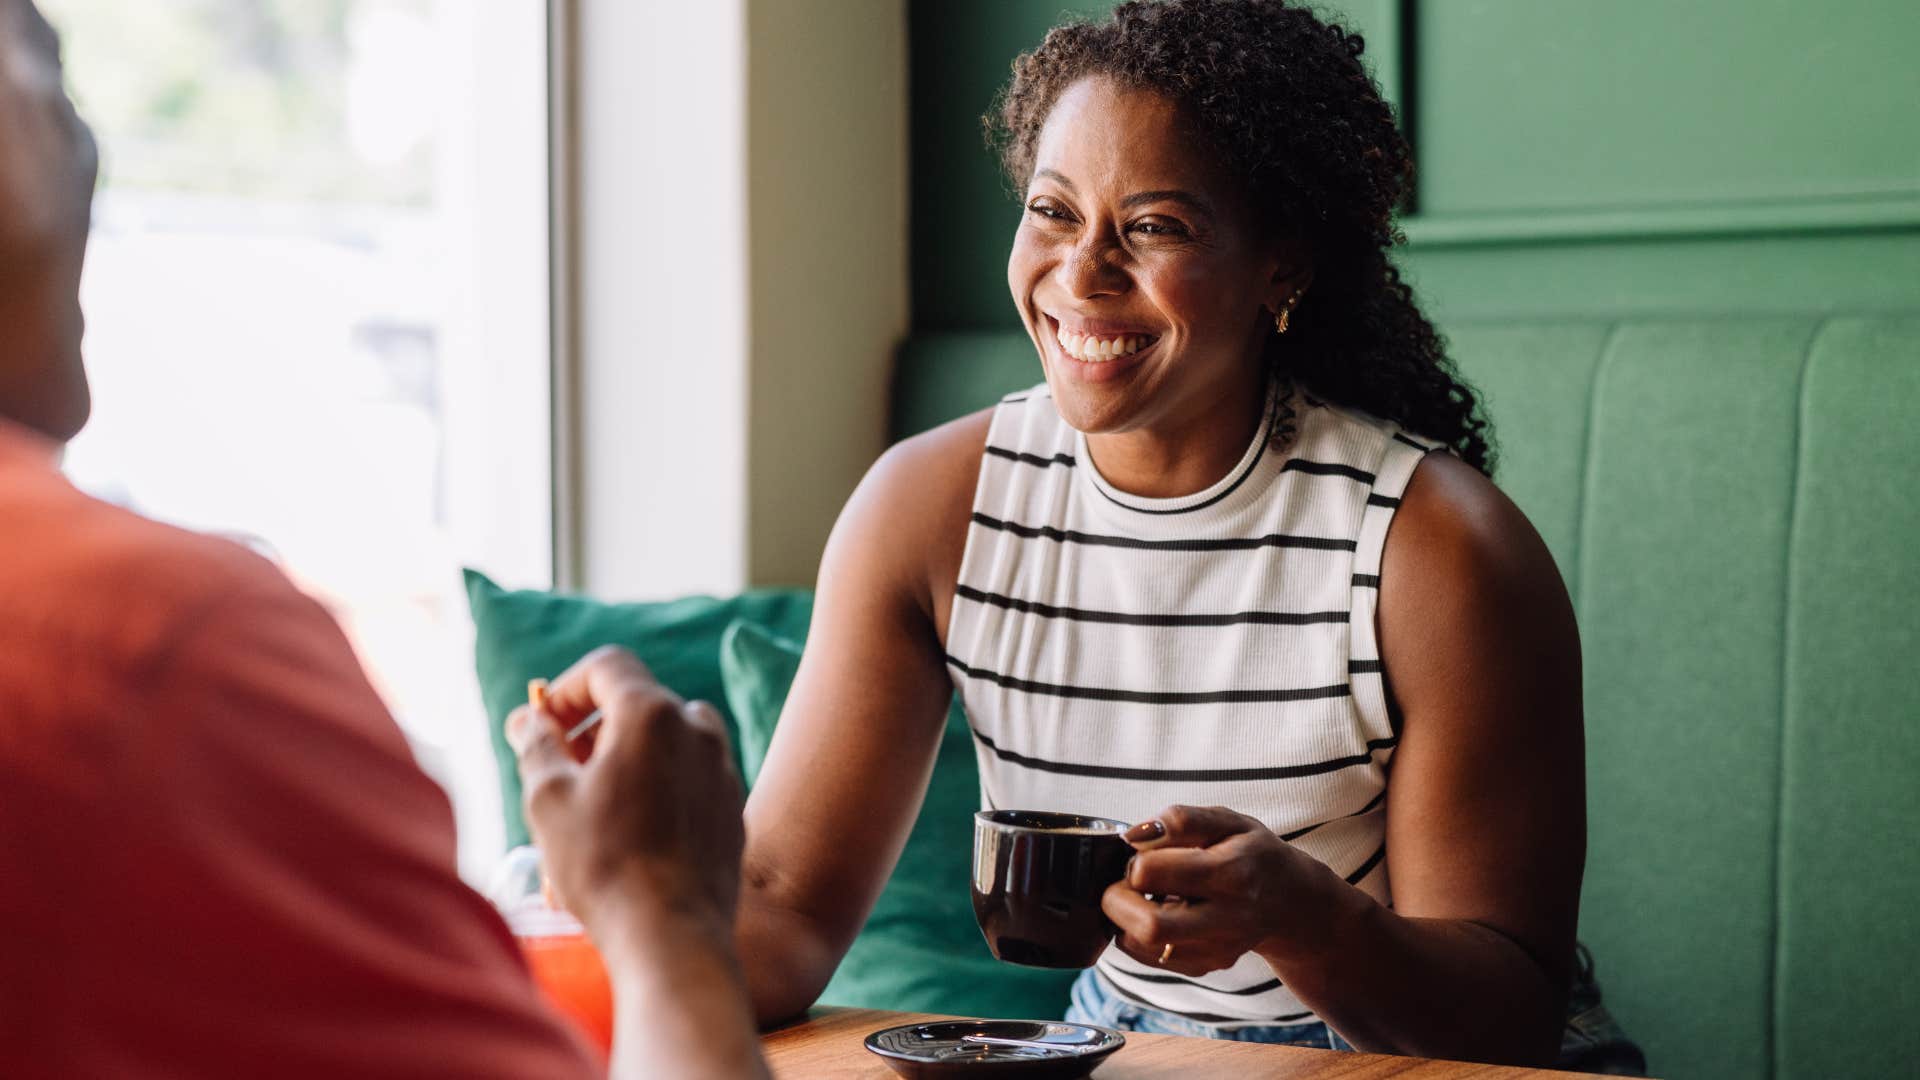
[1263,238,1315,316]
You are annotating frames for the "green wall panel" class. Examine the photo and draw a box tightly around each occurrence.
[1776,318,1920,1080]
[1575,320,1811,1080]
[1445,321,1611,598]
[1399,231,1920,323]
[1415,0,1920,215]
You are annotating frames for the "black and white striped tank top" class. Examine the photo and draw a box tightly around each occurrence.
[945,380,1439,1026]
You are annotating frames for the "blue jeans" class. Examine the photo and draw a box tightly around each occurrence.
[1064,944,1646,1075]
[1064,967,1357,1051]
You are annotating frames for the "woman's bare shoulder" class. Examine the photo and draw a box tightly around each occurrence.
[874,407,995,505]
[1378,450,1580,731]
[1385,453,1560,594]
[823,406,994,621]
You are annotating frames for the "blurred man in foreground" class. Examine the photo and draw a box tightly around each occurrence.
[0,2,765,1075]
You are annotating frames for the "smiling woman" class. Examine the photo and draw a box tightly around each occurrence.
[992,0,1493,481]
[728,0,1638,1073]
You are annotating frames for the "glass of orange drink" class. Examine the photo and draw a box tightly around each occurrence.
[489,846,614,1055]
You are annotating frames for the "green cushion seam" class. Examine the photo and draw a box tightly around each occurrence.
[1570,321,1626,615]
[1767,317,1825,1080]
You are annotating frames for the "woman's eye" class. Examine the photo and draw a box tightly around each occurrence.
[1026,202,1069,222]
[1130,218,1188,238]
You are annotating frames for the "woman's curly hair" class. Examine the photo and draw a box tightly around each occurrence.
[988,0,1494,474]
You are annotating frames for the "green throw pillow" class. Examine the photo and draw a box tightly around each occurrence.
[718,619,1080,1021]
[464,569,813,848]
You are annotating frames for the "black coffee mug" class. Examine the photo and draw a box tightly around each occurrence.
[971,809,1133,969]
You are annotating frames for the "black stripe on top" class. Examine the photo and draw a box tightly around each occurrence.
[1279,789,1386,842]
[954,585,1347,628]
[1351,573,1381,588]
[1393,432,1438,453]
[1344,843,1388,885]
[1366,493,1401,509]
[984,445,1076,469]
[967,728,1398,784]
[1101,974,1310,1025]
[971,512,1357,553]
[1281,459,1375,484]
[1109,964,1283,997]
[947,655,1351,705]
[1348,659,1384,674]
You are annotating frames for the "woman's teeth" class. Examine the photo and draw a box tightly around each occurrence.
[1054,327,1155,362]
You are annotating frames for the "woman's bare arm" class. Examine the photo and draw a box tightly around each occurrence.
[1108,450,1585,1065]
[733,410,988,1024]
[1261,452,1586,1064]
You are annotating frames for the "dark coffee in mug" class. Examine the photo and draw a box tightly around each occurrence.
[972,810,1133,969]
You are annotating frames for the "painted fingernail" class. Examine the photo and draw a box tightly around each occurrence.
[1126,854,1139,887]
[1126,820,1166,845]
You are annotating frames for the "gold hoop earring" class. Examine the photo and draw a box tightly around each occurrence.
[1274,293,1301,335]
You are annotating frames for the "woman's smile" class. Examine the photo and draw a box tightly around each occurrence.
[1043,313,1163,383]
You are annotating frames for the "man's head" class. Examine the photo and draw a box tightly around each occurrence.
[0,0,96,441]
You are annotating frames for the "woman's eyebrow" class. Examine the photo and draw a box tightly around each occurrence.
[1032,171,1212,217]
[1034,168,1077,191]
[1121,188,1212,216]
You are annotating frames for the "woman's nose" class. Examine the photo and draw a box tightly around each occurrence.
[1059,236,1128,300]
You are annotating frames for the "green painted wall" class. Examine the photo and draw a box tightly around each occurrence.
[907,0,1919,334]
[1414,1,1920,215]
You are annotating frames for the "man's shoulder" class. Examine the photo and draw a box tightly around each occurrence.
[0,456,297,672]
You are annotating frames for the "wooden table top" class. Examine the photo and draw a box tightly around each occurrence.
[761,1008,1590,1079]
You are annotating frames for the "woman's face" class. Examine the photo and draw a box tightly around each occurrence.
[1008,76,1303,439]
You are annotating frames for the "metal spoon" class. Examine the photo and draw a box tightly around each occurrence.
[565,708,603,743]
[959,1034,1072,1053]
[529,679,603,744]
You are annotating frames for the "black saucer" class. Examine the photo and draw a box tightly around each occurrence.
[863,1019,1125,1078]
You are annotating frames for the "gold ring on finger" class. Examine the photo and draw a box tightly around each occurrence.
[1158,942,1175,965]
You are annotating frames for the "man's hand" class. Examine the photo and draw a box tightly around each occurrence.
[509,646,768,1080]
[507,645,746,949]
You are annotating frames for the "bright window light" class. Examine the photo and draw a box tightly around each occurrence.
[44,0,552,881]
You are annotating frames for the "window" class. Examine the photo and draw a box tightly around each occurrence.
[45,0,551,878]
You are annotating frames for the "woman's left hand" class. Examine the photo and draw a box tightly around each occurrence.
[1103,804,1338,979]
